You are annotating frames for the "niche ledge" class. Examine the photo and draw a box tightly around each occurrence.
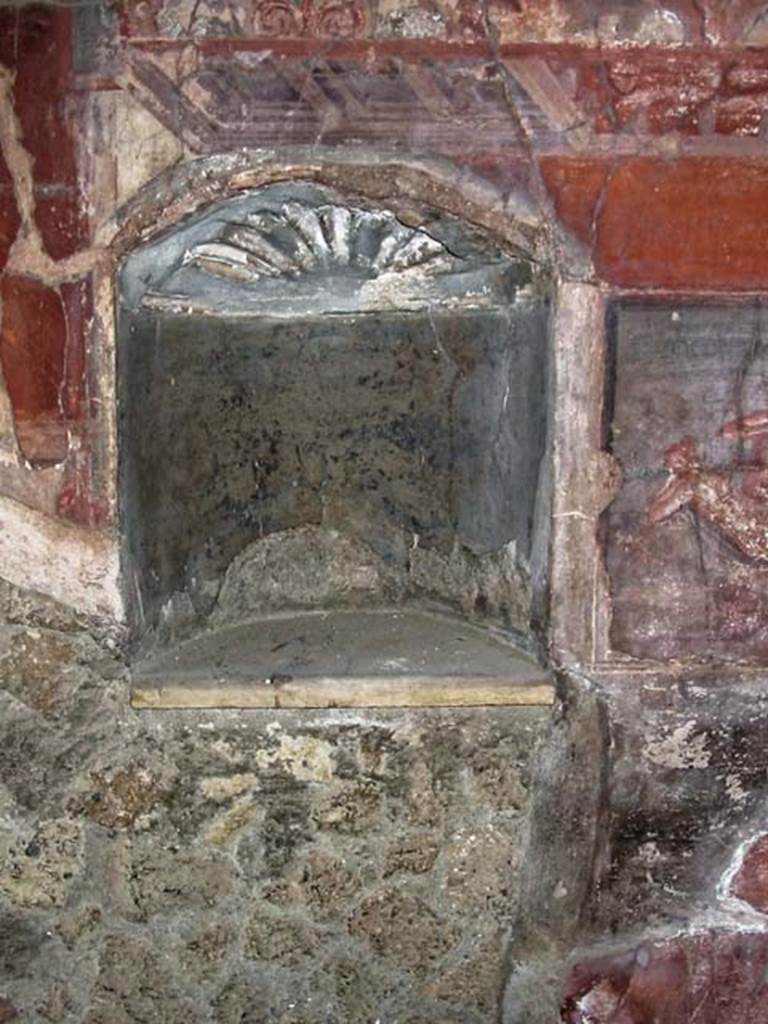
[130,607,554,710]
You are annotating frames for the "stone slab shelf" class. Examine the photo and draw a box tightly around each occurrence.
[130,607,554,710]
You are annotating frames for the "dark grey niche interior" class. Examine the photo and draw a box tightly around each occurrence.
[119,183,551,700]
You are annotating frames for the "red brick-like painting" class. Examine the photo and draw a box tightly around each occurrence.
[605,301,768,663]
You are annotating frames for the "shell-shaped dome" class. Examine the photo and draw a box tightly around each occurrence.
[182,202,455,284]
[122,185,522,317]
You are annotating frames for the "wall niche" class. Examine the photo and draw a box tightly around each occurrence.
[118,183,553,707]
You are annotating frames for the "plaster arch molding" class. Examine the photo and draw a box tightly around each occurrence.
[110,149,548,264]
[1,151,553,624]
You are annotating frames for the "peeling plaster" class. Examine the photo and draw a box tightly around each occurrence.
[724,772,748,804]
[644,720,711,769]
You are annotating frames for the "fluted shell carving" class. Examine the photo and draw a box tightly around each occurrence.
[182,202,455,285]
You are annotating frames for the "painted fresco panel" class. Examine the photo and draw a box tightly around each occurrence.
[606,301,768,663]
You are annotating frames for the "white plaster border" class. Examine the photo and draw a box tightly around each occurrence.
[0,495,123,621]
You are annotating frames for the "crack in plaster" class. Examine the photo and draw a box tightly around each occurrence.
[479,0,575,281]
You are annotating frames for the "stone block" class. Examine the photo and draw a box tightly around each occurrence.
[209,971,272,1024]
[347,888,458,972]
[180,919,237,978]
[440,823,519,915]
[291,848,362,916]
[0,626,85,715]
[0,818,83,908]
[0,911,47,979]
[82,765,162,830]
[313,779,384,834]
[85,935,206,1024]
[128,846,240,919]
[424,926,507,1019]
[244,908,328,966]
[383,832,440,876]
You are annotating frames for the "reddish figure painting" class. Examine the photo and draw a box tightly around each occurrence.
[605,301,768,663]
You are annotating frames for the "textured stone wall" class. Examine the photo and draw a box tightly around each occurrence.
[0,581,548,1023]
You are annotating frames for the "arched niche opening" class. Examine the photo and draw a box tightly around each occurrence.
[119,181,552,706]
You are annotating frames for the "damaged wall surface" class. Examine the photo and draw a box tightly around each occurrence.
[3,2,768,1023]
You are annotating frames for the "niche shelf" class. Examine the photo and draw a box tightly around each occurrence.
[131,607,554,709]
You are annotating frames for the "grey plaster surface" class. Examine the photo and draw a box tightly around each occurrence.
[118,184,549,640]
